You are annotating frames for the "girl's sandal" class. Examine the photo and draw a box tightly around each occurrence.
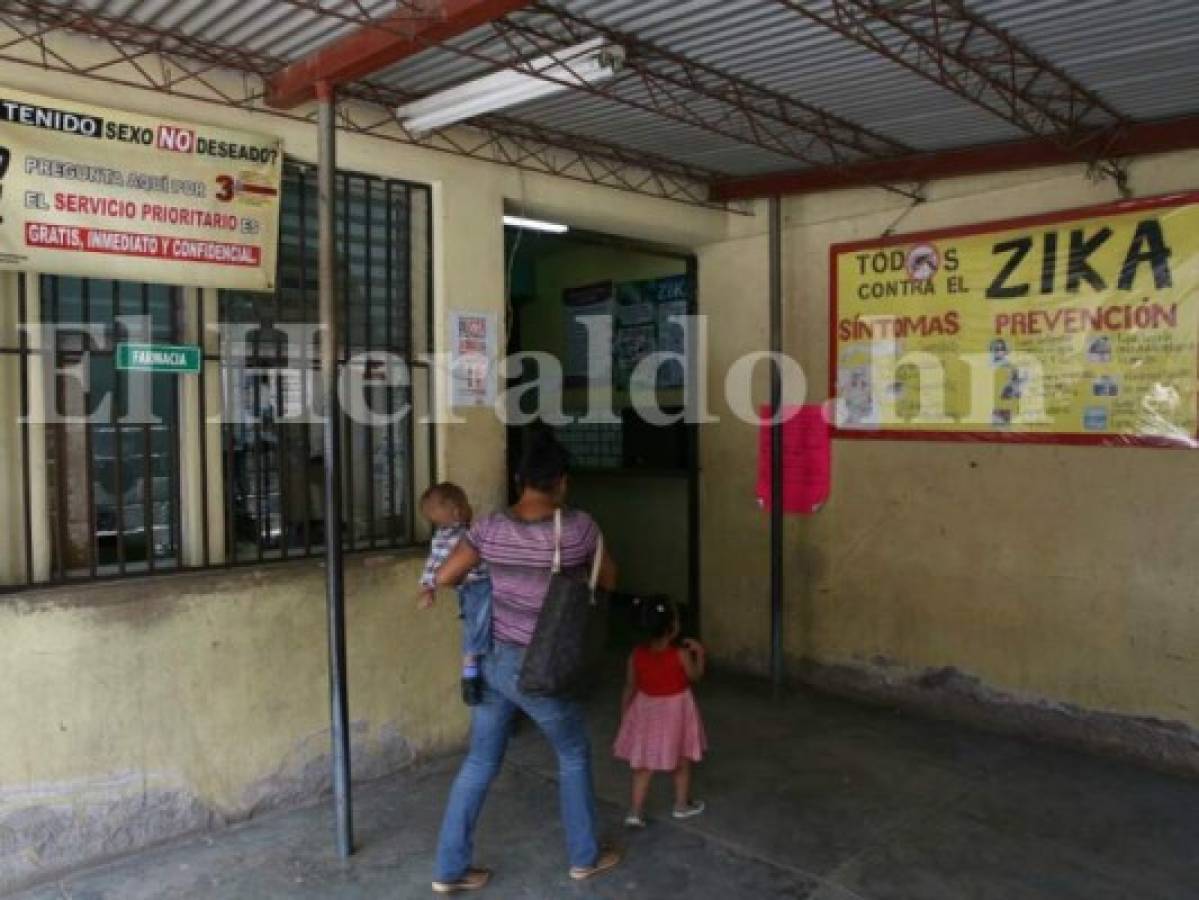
[672,800,706,820]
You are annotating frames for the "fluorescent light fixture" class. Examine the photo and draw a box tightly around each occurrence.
[398,37,625,135]
[504,214,569,234]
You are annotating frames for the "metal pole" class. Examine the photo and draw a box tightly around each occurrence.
[768,196,784,694]
[318,81,354,858]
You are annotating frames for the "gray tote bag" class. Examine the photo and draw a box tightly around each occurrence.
[517,509,606,697]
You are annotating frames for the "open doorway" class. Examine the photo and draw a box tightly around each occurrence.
[503,218,699,637]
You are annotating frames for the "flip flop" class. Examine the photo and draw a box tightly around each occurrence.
[569,847,623,881]
[432,866,492,893]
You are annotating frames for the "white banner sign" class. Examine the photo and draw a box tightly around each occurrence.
[0,87,282,291]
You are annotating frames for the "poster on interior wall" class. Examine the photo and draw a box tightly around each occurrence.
[654,274,691,388]
[614,280,656,326]
[655,300,688,388]
[614,324,658,390]
[449,310,497,407]
[612,279,658,390]
[830,191,1199,447]
[0,86,282,290]
[563,281,614,384]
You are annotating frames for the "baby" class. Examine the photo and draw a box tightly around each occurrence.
[417,482,492,706]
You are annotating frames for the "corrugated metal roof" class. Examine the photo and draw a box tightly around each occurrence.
[22,0,1199,183]
[39,0,393,62]
[983,0,1199,122]
[378,0,1199,172]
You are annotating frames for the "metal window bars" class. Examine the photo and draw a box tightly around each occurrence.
[0,161,432,592]
[26,277,186,581]
[219,162,426,566]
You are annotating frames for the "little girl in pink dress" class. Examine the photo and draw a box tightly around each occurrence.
[613,598,708,827]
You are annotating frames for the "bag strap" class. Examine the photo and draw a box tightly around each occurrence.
[589,532,605,593]
[551,508,563,574]
[551,508,604,592]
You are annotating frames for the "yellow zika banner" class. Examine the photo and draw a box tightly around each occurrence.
[831,193,1199,446]
[0,88,282,291]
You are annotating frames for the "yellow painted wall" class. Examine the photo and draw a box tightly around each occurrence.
[698,150,1199,732]
[0,553,463,889]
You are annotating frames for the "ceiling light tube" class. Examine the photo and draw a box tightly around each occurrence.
[399,37,601,114]
[398,38,625,134]
[503,214,569,234]
[399,37,612,117]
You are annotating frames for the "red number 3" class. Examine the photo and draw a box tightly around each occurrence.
[215,175,234,202]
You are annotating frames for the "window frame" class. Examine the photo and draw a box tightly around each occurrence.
[0,161,435,594]
[218,162,431,565]
[40,277,188,581]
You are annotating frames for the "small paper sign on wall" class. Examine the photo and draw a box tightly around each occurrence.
[449,310,497,408]
[756,404,831,514]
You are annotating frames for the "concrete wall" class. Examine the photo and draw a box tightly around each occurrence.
[0,27,732,892]
[0,553,463,891]
[697,150,1199,767]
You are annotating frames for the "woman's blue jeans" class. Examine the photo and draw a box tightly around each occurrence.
[434,641,599,882]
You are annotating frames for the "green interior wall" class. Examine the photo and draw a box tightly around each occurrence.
[569,471,689,603]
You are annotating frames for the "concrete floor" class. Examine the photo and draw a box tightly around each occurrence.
[13,671,1199,899]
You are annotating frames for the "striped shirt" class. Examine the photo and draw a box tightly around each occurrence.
[466,508,600,647]
[420,524,488,588]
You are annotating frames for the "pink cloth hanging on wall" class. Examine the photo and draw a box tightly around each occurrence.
[756,404,831,515]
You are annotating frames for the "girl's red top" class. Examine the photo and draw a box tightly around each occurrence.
[633,643,690,697]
